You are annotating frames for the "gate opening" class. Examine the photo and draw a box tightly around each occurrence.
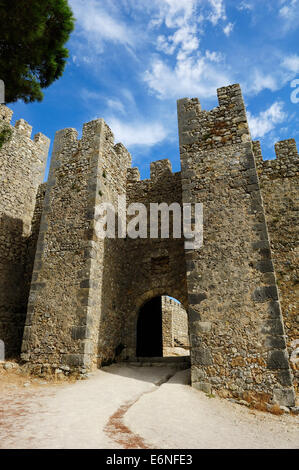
[136,296,190,358]
[136,297,163,357]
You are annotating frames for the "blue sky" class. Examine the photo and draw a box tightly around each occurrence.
[9,0,299,180]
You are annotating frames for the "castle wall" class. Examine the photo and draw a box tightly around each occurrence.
[0,106,49,358]
[177,84,295,406]
[253,139,299,393]
[2,83,293,407]
[21,120,131,372]
[161,296,189,353]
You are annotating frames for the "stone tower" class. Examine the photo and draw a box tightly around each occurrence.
[0,105,49,357]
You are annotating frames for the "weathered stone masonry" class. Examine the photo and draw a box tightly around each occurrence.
[162,296,189,355]
[0,106,49,357]
[0,83,297,407]
[177,85,296,406]
[253,139,299,393]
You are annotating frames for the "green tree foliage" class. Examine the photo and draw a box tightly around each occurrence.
[0,0,75,103]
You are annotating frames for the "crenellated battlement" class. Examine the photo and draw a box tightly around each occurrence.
[0,104,13,123]
[51,118,132,173]
[0,105,50,151]
[127,159,179,190]
[127,167,140,183]
[0,105,49,227]
[52,128,78,156]
[150,159,172,180]
[14,119,33,138]
[177,84,250,151]
[253,138,299,179]
[275,138,298,160]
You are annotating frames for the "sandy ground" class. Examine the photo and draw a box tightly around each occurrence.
[0,364,298,449]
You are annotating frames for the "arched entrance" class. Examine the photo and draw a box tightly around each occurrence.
[136,295,190,358]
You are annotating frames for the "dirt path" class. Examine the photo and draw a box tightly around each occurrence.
[0,365,177,449]
[0,365,298,449]
[125,369,299,449]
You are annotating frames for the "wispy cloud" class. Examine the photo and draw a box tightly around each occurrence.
[105,117,168,147]
[282,54,299,73]
[279,0,299,32]
[106,99,126,115]
[143,55,232,100]
[69,0,136,58]
[237,1,254,10]
[245,69,281,94]
[248,102,287,139]
[223,22,234,36]
[208,0,226,25]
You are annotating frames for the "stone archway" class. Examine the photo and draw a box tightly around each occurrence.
[134,291,190,359]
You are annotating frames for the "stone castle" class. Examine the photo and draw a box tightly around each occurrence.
[0,84,298,407]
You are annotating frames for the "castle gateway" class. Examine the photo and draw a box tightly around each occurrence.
[0,84,298,407]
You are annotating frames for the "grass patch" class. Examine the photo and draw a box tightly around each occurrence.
[0,125,13,149]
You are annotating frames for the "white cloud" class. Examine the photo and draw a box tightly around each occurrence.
[237,1,254,11]
[282,54,299,73]
[248,102,287,139]
[105,117,168,147]
[245,69,280,94]
[121,89,136,106]
[81,89,102,102]
[69,0,134,48]
[223,22,234,36]
[208,0,226,25]
[143,55,232,99]
[143,0,233,99]
[150,0,198,29]
[278,0,299,31]
[157,25,200,58]
[106,99,126,115]
[205,50,224,62]
[279,0,297,18]
[150,0,201,61]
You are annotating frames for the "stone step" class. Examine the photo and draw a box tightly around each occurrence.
[123,356,191,369]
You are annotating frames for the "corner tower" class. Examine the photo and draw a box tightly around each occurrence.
[0,105,49,357]
[177,84,296,406]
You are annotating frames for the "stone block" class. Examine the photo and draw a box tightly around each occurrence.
[193,381,212,394]
[267,350,289,370]
[272,388,295,407]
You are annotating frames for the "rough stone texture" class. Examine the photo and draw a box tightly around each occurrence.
[161,296,189,354]
[0,106,49,358]
[120,160,188,360]
[253,139,299,393]
[177,84,295,406]
[21,120,131,372]
[0,84,297,407]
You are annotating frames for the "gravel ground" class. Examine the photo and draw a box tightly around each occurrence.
[0,364,298,449]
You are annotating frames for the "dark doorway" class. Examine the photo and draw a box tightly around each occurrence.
[136,297,163,357]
